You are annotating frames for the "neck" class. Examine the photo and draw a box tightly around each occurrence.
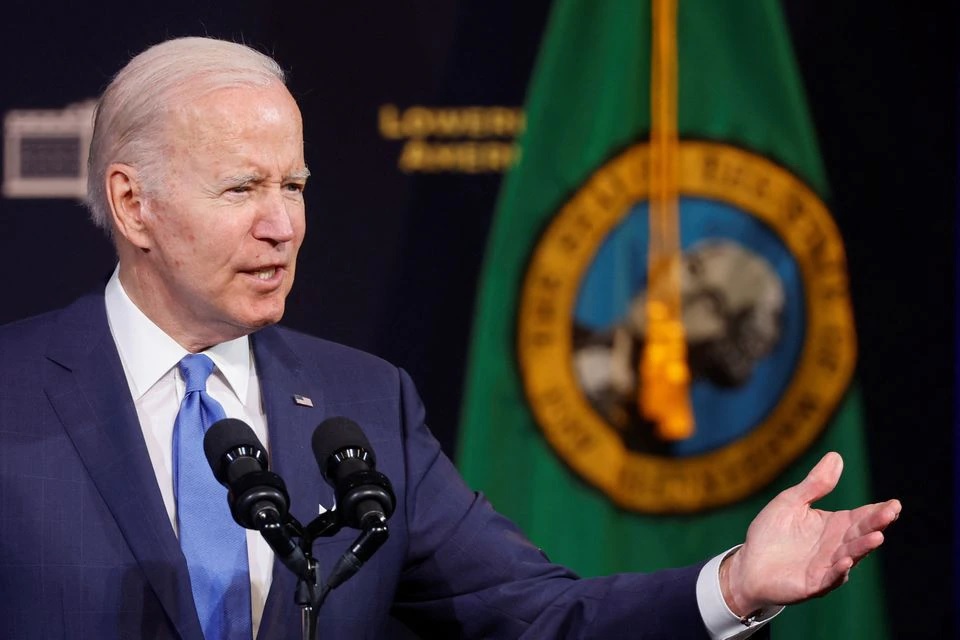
[116,260,246,353]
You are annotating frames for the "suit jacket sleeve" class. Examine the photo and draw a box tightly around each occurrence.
[387,368,713,639]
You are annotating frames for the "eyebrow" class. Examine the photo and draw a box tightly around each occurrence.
[217,167,311,189]
[219,173,262,188]
[288,167,311,182]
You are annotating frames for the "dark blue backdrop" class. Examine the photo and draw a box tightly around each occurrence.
[0,2,953,636]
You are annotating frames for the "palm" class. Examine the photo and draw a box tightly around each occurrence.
[724,453,900,614]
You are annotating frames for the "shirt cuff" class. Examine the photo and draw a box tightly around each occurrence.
[696,546,784,639]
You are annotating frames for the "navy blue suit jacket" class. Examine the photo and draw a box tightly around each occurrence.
[0,293,715,639]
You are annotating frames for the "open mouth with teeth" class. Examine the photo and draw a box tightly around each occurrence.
[255,267,277,280]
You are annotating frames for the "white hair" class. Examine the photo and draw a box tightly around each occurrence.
[85,37,287,235]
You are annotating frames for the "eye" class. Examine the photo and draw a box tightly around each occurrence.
[228,185,252,194]
[284,182,306,194]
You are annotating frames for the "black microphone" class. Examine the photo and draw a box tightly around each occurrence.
[311,417,396,530]
[204,418,308,576]
[311,417,395,589]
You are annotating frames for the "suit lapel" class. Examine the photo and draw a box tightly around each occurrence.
[251,326,336,638]
[42,295,203,640]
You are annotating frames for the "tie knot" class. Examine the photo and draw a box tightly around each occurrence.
[179,353,216,393]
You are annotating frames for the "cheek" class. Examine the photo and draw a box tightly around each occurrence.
[173,233,218,265]
[292,204,307,236]
[146,206,211,261]
[294,224,306,252]
[289,210,307,255]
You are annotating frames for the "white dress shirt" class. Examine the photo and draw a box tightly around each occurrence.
[102,268,775,638]
[697,548,782,638]
[104,270,274,638]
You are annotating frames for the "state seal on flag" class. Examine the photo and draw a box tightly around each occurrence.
[516,141,856,513]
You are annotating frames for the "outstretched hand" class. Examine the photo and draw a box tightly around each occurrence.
[719,452,901,617]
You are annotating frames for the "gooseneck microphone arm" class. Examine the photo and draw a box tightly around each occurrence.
[320,513,390,593]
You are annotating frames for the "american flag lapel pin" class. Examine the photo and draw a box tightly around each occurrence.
[293,394,314,407]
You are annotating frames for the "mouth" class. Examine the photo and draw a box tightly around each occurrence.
[242,265,287,288]
[254,267,277,280]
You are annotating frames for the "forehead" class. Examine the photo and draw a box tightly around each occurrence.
[168,82,304,155]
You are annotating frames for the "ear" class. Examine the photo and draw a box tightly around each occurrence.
[106,163,152,250]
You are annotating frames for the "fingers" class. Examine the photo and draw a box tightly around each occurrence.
[832,530,885,566]
[826,499,899,581]
[883,499,903,524]
[821,532,882,594]
[818,556,854,594]
[789,451,844,505]
[844,499,902,541]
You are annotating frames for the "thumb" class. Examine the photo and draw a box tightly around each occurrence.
[791,452,843,505]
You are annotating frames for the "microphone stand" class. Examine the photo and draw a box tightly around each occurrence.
[273,509,389,640]
[276,510,338,640]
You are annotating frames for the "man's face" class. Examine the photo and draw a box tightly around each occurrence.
[133,81,307,348]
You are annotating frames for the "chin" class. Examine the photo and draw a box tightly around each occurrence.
[227,291,289,332]
[249,305,286,329]
[224,306,280,334]
[245,312,284,331]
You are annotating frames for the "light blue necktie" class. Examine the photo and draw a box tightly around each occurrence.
[174,353,252,639]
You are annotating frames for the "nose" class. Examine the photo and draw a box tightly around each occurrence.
[252,190,297,245]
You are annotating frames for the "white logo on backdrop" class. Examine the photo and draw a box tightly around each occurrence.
[3,101,96,199]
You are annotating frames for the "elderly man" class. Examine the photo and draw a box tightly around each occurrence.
[0,37,899,639]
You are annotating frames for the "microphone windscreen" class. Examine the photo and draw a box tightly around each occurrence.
[312,417,375,472]
[203,418,264,479]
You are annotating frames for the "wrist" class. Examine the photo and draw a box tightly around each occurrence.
[719,548,762,620]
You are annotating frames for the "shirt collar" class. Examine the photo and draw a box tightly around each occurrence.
[104,267,251,402]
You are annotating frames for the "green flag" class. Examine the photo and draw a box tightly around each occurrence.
[457,1,888,637]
